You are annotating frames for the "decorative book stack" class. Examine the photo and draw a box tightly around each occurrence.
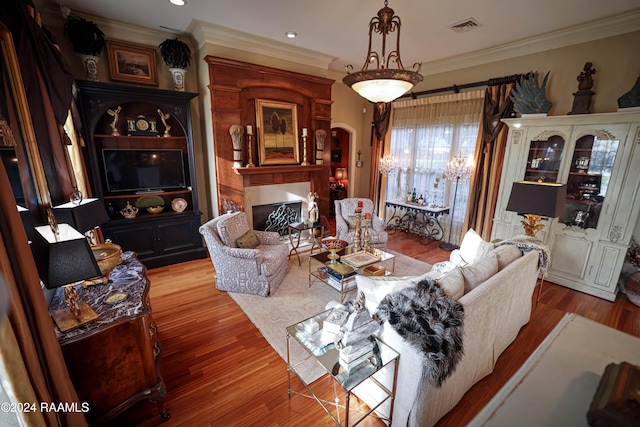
[326,269,357,291]
[323,308,349,335]
[335,292,380,373]
[339,339,375,372]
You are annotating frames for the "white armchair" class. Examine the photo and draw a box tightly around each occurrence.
[199,212,289,296]
[335,198,388,250]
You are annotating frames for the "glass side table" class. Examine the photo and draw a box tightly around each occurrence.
[288,218,327,266]
[286,310,399,426]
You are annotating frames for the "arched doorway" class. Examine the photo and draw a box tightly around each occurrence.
[329,126,351,216]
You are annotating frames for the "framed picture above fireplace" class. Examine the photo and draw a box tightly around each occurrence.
[255,99,300,165]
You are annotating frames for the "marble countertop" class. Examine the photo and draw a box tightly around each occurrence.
[49,251,149,342]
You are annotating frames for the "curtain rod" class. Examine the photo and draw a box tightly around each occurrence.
[398,73,526,100]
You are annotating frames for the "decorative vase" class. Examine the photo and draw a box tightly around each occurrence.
[624,271,640,307]
[80,54,100,82]
[169,67,186,91]
[315,129,326,165]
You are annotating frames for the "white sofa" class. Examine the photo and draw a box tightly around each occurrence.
[354,242,541,427]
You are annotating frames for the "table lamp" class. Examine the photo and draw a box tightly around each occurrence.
[53,198,110,243]
[335,168,347,188]
[31,223,102,332]
[506,181,567,237]
[17,204,37,241]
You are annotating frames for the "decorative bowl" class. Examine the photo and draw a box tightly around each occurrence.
[147,206,164,214]
[171,197,188,213]
[322,239,349,251]
[92,243,123,276]
[322,239,348,265]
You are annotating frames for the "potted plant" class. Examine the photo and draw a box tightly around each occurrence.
[159,38,191,91]
[64,16,105,81]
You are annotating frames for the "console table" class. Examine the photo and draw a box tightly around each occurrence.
[49,252,169,425]
[384,200,449,244]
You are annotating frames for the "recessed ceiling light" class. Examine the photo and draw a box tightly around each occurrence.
[285,31,297,39]
[169,0,186,6]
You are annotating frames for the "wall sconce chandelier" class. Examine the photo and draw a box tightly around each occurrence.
[343,0,423,103]
[379,153,399,176]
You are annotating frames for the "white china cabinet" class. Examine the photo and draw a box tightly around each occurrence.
[492,111,640,301]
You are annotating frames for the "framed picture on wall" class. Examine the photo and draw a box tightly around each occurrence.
[106,40,158,86]
[255,99,300,165]
[331,150,342,163]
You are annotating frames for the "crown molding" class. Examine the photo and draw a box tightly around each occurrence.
[421,9,640,76]
[188,20,336,71]
[40,3,188,44]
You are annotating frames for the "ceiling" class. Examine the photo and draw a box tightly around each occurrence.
[52,0,640,72]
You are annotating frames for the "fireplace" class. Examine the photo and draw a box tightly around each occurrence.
[244,182,311,229]
[252,201,302,235]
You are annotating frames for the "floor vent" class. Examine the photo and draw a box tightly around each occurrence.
[449,18,482,33]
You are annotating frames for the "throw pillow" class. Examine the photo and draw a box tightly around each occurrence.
[460,253,499,293]
[491,245,522,270]
[217,212,250,248]
[432,261,456,274]
[356,272,432,316]
[456,229,494,265]
[436,267,465,300]
[346,216,359,229]
[236,229,260,249]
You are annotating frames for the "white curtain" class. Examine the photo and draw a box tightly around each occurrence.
[384,91,484,245]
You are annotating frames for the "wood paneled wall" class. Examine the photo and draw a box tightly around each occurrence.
[205,56,334,215]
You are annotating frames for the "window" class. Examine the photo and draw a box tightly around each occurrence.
[383,91,483,244]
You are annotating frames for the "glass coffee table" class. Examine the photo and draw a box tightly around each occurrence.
[286,309,399,426]
[309,247,396,303]
[288,217,328,266]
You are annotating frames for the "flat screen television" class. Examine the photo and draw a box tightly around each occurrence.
[101,148,186,193]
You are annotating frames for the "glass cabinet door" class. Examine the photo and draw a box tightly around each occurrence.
[524,135,564,182]
[559,134,619,229]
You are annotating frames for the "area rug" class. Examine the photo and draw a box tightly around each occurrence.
[228,250,431,383]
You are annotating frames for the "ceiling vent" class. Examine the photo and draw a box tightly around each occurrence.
[449,18,482,33]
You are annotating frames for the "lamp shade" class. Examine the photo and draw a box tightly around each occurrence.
[335,168,348,181]
[53,198,110,234]
[31,224,102,289]
[506,181,567,218]
[17,205,37,241]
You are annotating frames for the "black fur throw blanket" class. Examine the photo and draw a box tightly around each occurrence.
[376,279,465,387]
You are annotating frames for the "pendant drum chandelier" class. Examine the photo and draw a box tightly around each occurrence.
[343,0,423,103]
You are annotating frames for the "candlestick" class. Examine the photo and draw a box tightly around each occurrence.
[246,133,255,167]
[300,134,309,166]
[246,125,253,135]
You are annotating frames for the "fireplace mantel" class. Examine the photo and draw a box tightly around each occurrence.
[233,164,327,191]
[234,164,324,176]
[206,56,332,215]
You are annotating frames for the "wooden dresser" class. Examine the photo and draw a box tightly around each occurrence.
[49,252,169,425]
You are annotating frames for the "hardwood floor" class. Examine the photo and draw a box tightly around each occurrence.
[108,227,640,427]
